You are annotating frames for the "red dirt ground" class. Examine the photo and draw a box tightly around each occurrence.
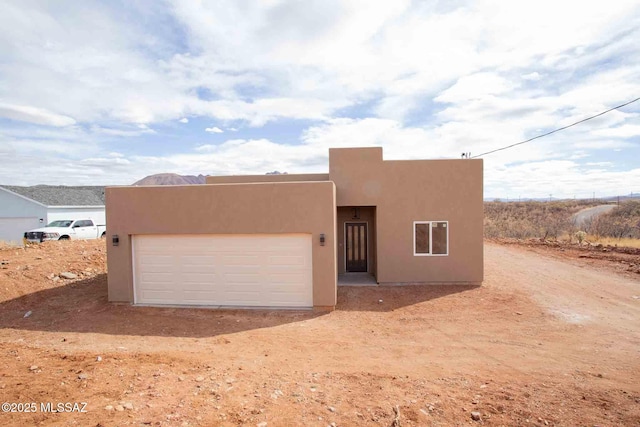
[0,239,638,426]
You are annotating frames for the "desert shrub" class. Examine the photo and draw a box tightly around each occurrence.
[575,230,587,244]
[589,201,640,239]
[486,200,640,241]
[484,201,595,240]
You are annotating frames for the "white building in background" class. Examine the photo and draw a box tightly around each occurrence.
[0,185,105,244]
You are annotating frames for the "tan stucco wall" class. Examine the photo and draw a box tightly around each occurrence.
[206,174,329,184]
[329,148,383,206]
[330,147,483,284]
[106,181,337,308]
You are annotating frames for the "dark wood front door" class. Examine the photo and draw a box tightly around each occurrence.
[346,222,367,272]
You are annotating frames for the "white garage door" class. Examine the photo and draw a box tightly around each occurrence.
[133,234,313,308]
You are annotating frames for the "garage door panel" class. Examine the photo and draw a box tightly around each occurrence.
[268,273,307,283]
[143,280,180,292]
[269,285,308,293]
[268,287,308,298]
[270,294,308,303]
[224,290,261,298]
[223,255,260,265]
[267,265,307,275]
[181,264,218,274]
[140,254,174,264]
[179,256,217,265]
[182,273,219,284]
[140,272,174,283]
[139,266,174,276]
[223,279,262,287]
[266,298,307,306]
[224,273,261,283]
[223,266,261,275]
[140,290,175,301]
[134,234,312,307]
[183,291,220,301]
[269,255,306,266]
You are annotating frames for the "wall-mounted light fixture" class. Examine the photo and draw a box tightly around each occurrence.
[352,207,360,219]
[112,235,119,246]
[319,233,325,246]
[39,218,43,223]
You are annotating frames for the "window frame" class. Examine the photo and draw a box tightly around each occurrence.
[413,220,449,256]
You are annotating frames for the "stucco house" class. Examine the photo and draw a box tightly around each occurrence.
[0,185,106,244]
[106,147,483,310]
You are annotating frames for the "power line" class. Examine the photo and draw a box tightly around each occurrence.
[471,96,640,158]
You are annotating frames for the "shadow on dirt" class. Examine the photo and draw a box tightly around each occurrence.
[0,275,480,337]
[337,284,480,312]
[0,274,324,338]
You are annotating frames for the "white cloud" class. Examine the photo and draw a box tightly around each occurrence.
[521,72,541,81]
[568,151,590,160]
[194,144,215,152]
[0,0,639,198]
[1,0,638,128]
[435,73,513,104]
[205,126,223,133]
[0,103,76,127]
[485,160,640,199]
[593,124,640,138]
[1,117,638,199]
[300,118,452,160]
[90,125,155,137]
[131,138,320,179]
[80,157,132,167]
[184,97,347,127]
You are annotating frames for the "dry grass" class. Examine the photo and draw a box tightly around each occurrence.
[586,236,640,248]
[586,200,640,239]
[0,241,23,251]
[484,200,595,240]
[485,200,640,247]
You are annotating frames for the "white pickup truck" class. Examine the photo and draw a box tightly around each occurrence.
[24,219,106,242]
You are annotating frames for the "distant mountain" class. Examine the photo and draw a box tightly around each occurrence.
[133,173,207,186]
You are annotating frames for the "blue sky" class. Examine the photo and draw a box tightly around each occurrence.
[0,0,639,198]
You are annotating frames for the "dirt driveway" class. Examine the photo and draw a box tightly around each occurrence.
[0,241,638,426]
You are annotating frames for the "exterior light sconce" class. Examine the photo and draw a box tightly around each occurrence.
[112,235,119,246]
[39,218,44,223]
[352,208,360,219]
[320,233,325,246]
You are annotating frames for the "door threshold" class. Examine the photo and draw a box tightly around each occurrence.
[338,273,378,286]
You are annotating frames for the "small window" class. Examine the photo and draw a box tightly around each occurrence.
[413,221,448,256]
[414,223,430,254]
